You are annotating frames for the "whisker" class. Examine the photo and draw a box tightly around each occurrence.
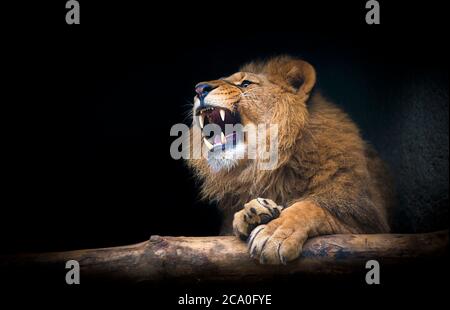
[181,98,195,123]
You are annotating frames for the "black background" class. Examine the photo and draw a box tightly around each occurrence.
[2,0,448,301]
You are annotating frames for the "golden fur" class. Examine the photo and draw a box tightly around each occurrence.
[187,56,394,264]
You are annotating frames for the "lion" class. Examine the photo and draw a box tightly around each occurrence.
[187,55,394,265]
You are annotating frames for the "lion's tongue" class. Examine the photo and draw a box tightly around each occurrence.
[213,133,236,146]
[214,135,222,145]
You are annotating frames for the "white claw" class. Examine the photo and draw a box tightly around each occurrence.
[221,132,226,144]
[220,109,225,121]
[198,114,204,128]
[203,137,213,150]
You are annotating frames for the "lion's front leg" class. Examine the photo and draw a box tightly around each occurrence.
[246,200,351,265]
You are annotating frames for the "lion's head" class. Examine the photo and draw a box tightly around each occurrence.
[187,56,317,203]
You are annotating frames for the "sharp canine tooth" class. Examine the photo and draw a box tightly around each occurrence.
[221,132,226,144]
[198,115,204,128]
[203,137,213,150]
[220,109,225,121]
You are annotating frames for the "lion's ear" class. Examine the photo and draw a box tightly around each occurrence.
[286,60,316,99]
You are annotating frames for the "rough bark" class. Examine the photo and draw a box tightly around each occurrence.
[2,230,448,283]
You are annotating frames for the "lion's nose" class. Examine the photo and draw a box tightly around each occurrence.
[195,83,215,100]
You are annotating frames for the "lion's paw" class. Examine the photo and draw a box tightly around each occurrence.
[233,198,283,241]
[247,217,308,265]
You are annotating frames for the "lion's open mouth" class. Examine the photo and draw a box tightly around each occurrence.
[196,105,242,152]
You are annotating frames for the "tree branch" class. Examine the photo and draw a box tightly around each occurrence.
[2,230,448,283]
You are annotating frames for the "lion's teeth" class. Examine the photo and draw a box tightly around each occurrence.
[198,114,204,128]
[221,132,226,144]
[203,137,213,150]
[220,109,225,121]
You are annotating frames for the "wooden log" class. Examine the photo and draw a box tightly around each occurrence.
[1,230,448,283]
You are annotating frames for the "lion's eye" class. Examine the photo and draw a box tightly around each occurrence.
[239,80,253,88]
